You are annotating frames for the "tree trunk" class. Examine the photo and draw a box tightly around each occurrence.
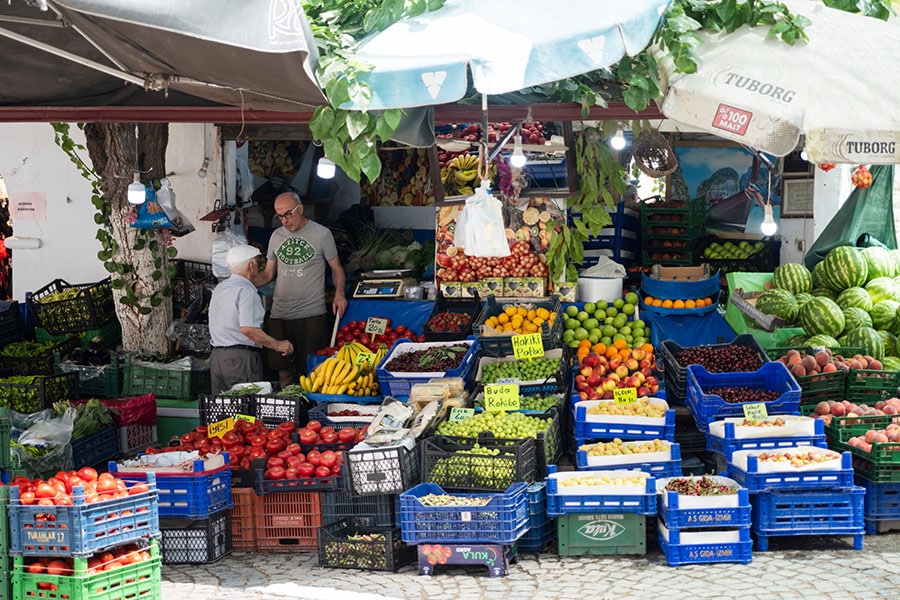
[83,122,172,355]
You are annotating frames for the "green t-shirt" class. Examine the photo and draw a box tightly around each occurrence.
[267,220,337,319]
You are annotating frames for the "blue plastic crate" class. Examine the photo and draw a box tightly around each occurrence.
[8,474,160,557]
[639,290,720,317]
[751,486,865,551]
[640,269,721,302]
[726,451,854,492]
[71,426,118,469]
[517,481,555,553]
[376,337,479,397]
[398,482,528,544]
[109,460,232,519]
[576,442,683,478]
[686,362,802,432]
[545,467,657,516]
[657,521,753,566]
[658,482,751,530]
[858,478,900,521]
[573,400,676,443]
[706,419,827,459]
[306,399,380,429]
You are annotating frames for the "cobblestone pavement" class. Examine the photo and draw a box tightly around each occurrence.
[162,532,900,599]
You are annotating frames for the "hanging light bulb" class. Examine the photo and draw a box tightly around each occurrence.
[761,202,777,236]
[317,157,336,179]
[799,149,808,161]
[610,123,626,151]
[197,157,210,179]
[0,175,8,200]
[509,134,527,168]
[127,172,146,205]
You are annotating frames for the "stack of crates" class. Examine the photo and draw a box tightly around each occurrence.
[8,472,161,600]
[96,393,158,457]
[546,465,656,556]
[826,414,900,535]
[574,203,641,269]
[725,447,864,551]
[517,482,555,553]
[657,475,753,566]
[109,455,233,564]
[640,198,705,267]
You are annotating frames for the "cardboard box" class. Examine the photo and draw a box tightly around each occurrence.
[651,264,711,281]
[553,282,578,302]
[439,281,462,298]
[503,277,547,298]
[481,277,504,298]
[460,281,484,298]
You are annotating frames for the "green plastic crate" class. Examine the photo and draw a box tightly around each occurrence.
[35,319,122,349]
[556,512,647,556]
[12,541,161,600]
[123,356,210,399]
[764,347,863,408]
[0,485,8,559]
[845,369,900,405]
[0,408,9,471]
[56,355,123,399]
[0,566,7,600]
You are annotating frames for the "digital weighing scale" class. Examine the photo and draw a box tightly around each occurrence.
[353,269,418,299]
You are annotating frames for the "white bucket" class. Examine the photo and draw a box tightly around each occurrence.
[576,276,623,303]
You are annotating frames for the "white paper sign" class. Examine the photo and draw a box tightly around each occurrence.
[10,193,46,221]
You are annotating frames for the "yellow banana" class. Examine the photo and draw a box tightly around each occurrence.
[340,364,358,386]
[331,361,349,385]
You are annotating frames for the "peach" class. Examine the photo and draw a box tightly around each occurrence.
[831,403,846,417]
[872,432,889,443]
[815,401,831,416]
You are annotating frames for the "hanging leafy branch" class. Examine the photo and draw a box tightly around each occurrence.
[50,123,176,314]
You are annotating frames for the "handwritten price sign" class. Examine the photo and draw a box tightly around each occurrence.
[207,417,235,438]
[365,317,388,335]
[449,407,475,422]
[614,387,638,404]
[743,403,769,422]
[483,383,520,412]
[511,333,544,360]
[356,351,375,366]
[234,414,256,423]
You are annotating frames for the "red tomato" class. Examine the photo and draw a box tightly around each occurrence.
[298,428,317,444]
[45,560,70,576]
[306,420,322,433]
[315,466,332,478]
[266,457,284,469]
[320,431,338,444]
[297,462,315,477]
[306,450,321,466]
[265,466,285,480]
[285,467,300,480]
[96,474,118,494]
[319,451,337,468]
[277,422,295,434]
[286,443,302,456]
[34,482,57,499]
[128,483,150,496]
[337,428,357,443]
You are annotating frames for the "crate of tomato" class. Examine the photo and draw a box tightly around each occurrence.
[423,292,481,342]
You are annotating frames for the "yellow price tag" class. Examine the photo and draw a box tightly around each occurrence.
[207,417,234,438]
[483,383,520,412]
[614,387,638,404]
[449,407,475,422]
[356,351,375,366]
[235,414,256,423]
[511,333,544,360]
[365,317,388,335]
[743,403,769,421]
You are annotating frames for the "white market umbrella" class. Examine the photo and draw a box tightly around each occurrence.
[345,0,671,110]
[657,0,900,164]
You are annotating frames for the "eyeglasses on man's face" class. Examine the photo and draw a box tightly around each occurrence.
[276,205,300,220]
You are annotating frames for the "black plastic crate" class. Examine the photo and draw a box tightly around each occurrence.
[159,508,233,564]
[421,435,537,492]
[28,278,115,335]
[321,491,397,528]
[661,334,769,403]
[317,519,415,572]
[423,292,482,342]
[0,371,79,413]
[199,393,312,427]
[473,296,562,357]
[0,301,24,349]
[346,440,420,496]
[0,337,79,376]
[172,259,217,311]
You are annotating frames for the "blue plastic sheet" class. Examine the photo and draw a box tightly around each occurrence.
[642,310,737,349]
[340,299,435,335]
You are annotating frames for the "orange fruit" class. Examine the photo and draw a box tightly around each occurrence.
[662,299,674,309]
[579,339,591,348]
[685,299,696,309]
[641,343,654,354]
[593,343,606,355]
[673,299,685,309]
[605,346,619,359]
[652,298,663,307]
[643,296,654,305]
[613,338,628,350]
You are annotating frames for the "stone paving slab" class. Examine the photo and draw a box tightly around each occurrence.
[161,533,900,599]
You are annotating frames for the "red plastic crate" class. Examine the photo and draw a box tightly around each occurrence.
[254,491,322,552]
[231,487,259,551]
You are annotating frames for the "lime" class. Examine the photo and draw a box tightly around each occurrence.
[568,339,581,349]
[625,292,639,305]
[588,330,601,344]
[584,318,599,331]
[613,333,626,342]
[604,317,615,326]
[577,311,590,322]
[602,325,617,337]
[601,336,613,346]
[583,302,596,315]
[562,329,575,343]
[613,298,625,309]
[625,334,634,344]
[606,307,618,318]
[565,305,579,318]
[574,327,589,341]
[613,315,628,329]
[597,300,609,311]
[619,325,632,336]
[565,318,580,331]
[632,319,645,329]
[622,303,635,316]
[634,336,647,346]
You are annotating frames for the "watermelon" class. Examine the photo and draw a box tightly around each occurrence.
[799,297,845,338]
[794,292,813,308]
[811,260,830,290]
[877,330,898,358]
[836,286,874,312]
[861,246,895,281]
[805,334,840,348]
[810,288,837,301]
[782,333,808,347]
[837,334,852,347]
[822,246,868,291]
[882,356,900,371]
[755,289,798,323]
[843,307,873,332]
[870,299,900,331]
[846,326,885,361]
[891,249,900,276]
[772,263,812,294]
[865,277,899,304]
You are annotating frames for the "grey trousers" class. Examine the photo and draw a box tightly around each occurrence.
[210,347,263,395]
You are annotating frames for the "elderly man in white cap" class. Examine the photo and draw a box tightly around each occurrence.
[208,244,293,395]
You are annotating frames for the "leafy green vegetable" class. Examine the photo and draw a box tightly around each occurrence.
[53,399,114,440]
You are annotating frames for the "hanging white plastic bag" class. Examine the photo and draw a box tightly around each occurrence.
[211,228,248,278]
[157,178,195,237]
[454,180,510,257]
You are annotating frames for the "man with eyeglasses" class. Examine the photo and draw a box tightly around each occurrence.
[258,191,348,388]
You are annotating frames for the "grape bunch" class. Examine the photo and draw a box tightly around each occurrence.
[419,493,493,506]
[428,445,517,489]
[581,438,669,457]
[436,411,551,439]
[481,357,561,383]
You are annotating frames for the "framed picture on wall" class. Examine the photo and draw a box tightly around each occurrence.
[782,179,814,218]
[782,149,814,179]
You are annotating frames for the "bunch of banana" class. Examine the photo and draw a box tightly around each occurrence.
[441,153,498,197]
[299,356,382,396]
[336,341,369,365]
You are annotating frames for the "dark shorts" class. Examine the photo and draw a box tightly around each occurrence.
[210,346,263,396]
[268,314,330,375]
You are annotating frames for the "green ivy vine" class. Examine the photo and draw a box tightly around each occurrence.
[50,123,177,315]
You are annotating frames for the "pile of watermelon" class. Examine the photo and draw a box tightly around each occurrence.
[755,245,900,369]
